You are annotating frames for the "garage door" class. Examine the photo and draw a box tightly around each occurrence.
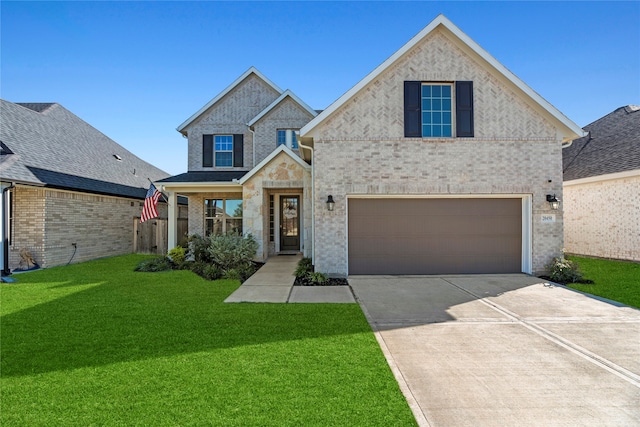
[348,198,522,275]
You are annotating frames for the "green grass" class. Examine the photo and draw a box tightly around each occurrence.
[1,254,416,426]
[567,255,640,309]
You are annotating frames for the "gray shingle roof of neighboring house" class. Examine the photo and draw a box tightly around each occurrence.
[563,105,640,181]
[1,99,171,199]
[157,171,247,183]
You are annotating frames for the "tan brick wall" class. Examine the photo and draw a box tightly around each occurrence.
[186,74,280,171]
[310,28,564,276]
[9,186,186,269]
[252,98,315,164]
[564,175,640,261]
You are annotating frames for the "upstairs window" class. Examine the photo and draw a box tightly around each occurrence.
[276,129,299,149]
[202,134,244,168]
[404,81,474,138]
[422,84,452,137]
[215,135,233,167]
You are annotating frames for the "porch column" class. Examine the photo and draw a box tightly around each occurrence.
[167,191,178,251]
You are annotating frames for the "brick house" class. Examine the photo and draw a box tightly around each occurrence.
[0,100,187,273]
[161,15,585,276]
[562,105,640,261]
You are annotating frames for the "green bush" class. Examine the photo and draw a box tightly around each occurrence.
[188,234,213,263]
[547,257,583,284]
[134,257,172,272]
[202,264,223,281]
[295,257,314,278]
[223,268,241,281]
[308,271,329,285]
[167,246,187,269]
[208,233,258,272]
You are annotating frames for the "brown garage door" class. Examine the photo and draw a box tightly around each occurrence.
[348,198,522,275]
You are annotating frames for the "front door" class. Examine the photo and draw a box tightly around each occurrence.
[280,196,300,251]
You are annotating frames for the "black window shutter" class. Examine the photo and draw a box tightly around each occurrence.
[233,134,244,167]
[202,135,213,167]
[404,81,422,137]
[456,81,474,137]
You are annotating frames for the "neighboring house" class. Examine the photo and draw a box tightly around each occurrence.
[0,100,187,274]
[161,14,585,276]
[562,105,640,261]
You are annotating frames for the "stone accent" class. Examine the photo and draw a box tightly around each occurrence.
[310,28,564,276]
[242,152,311,261]
[186,74,281,171]
[564,175,640,261]
[8,185,186,269]
[251,97,315,164]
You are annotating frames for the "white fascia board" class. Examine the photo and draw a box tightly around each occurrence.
[159,182,242,193]
[237,145,310,185]
[247,89,317,127]
[300,14,586,142]
[563,169,640,186]
[176,66,284,134]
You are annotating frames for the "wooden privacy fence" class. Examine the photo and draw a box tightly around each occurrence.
[134,218,188,254]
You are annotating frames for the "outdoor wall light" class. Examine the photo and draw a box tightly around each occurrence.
[546,194,560,210]
[326,195,335,211]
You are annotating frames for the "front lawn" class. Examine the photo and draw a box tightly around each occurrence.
[567,255,640,309]
[1,254,416,426]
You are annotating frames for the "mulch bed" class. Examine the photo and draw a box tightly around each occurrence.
[294,276,349,286]
[537,276,594,285]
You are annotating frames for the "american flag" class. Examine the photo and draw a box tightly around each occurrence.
[140,183,162,223]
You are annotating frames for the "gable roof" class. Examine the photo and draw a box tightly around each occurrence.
[563,105,640,182]
[299,14,586,144]
[237,145,310,185]
[0,99,170,199]
[247,89,317,127]
[176,66,283,135]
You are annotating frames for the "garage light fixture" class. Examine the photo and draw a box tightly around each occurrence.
[546,194,560,210]
[326,195,335,211]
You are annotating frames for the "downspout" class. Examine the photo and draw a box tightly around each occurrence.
[297,139,314,262]
[247,125,256,168]
[1,182,15,277]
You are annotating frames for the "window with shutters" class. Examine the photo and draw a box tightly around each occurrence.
[202,134,244,168]
[404,81,474,138]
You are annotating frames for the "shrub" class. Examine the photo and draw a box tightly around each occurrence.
[547,257,583,284]
[307,271,329,285]
[208,233,258,272]
[134,257,172,272]
[167,246,187,269]
[188,234,213,263]
[295,257,314,278]
[223,268,241,281]
[202,264,223,281]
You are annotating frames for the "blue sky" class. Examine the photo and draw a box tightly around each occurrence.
[2,1,638,175]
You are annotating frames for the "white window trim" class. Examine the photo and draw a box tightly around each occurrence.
[277,129,299,149]
[204,198,243,235]
[214,135,233,168]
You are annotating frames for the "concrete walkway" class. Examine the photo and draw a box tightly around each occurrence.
[224,255,355,303]
[350,275,640,427]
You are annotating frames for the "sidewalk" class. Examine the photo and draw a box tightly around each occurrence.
[224,254,355,303]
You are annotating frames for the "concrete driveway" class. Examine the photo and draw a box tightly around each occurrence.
[349,274,640,427]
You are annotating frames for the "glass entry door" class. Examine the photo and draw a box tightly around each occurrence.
[280,196,300,251]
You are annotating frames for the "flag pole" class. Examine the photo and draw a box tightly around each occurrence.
[147,178,168,203]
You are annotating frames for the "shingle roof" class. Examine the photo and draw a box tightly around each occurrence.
[563,105,640,181]
[1,99,170,199]
[157,171,247,183]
